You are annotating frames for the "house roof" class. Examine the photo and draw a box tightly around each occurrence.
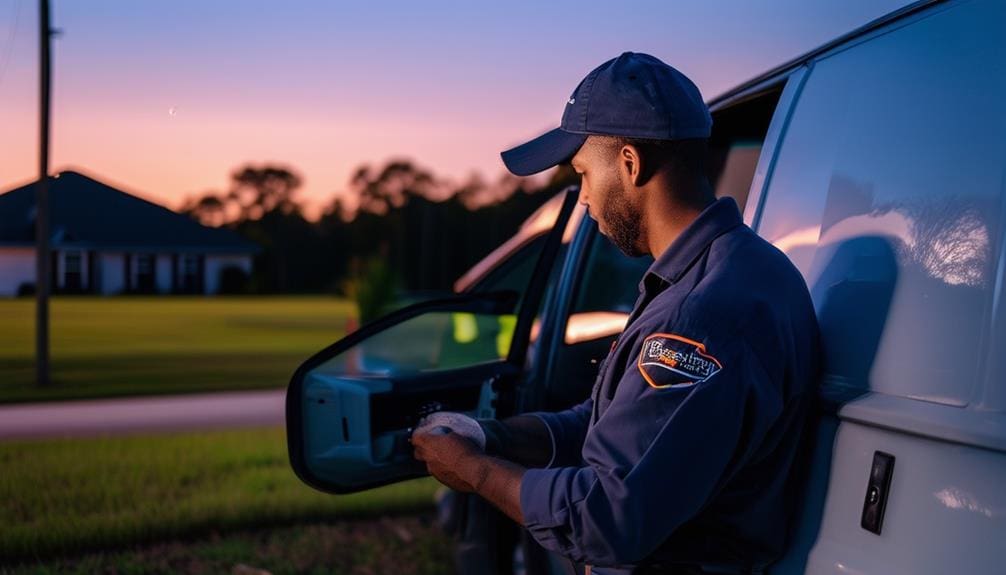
[0,170,257,253]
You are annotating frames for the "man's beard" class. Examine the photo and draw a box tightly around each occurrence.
[601,184,647,257]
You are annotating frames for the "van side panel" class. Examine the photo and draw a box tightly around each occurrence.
[805,421,1006,574]
[755,0,1006,572]
[756,0,1006,407]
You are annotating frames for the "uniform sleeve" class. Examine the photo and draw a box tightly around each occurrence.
[519,332,783,566]
[525,396,593,468]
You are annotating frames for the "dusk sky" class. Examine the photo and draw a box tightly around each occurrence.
[0,0,909,217]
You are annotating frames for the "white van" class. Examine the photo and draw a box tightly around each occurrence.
[734,0,1006,572]
[287,0,1006,572]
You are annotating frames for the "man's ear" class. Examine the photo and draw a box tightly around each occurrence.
[620,144,646,186]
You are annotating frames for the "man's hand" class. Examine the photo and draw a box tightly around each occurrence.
[411,426,487,493]
[412,423,528,524]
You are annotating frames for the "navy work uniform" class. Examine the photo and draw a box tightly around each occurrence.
[520,197,820,574]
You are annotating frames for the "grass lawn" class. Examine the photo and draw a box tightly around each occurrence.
[2,517,454,575]
[0,426,441,563]
[0,296,357,403]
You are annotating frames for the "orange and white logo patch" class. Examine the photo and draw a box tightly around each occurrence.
[637,333,722,389]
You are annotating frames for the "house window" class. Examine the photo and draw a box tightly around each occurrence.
[180,254,201,293]
[64,251,82,292]
[135,254,156,293]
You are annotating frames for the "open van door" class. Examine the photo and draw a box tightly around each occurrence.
[287,187,579,494]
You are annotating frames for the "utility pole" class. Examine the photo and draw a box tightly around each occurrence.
[35,0,52,387]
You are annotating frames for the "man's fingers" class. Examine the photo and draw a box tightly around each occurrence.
[412,426,476,465]
[412,442,428,461]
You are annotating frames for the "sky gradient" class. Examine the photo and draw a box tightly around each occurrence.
[0,0,909,216]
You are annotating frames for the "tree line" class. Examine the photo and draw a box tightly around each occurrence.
[180,160,577,297]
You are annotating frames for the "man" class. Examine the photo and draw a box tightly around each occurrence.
[412,52,820,574]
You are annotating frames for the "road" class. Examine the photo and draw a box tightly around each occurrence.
[0,389,286,441]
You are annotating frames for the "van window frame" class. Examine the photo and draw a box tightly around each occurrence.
[708,66,810,232]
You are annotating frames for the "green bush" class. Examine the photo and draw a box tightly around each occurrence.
[345,256,399,325]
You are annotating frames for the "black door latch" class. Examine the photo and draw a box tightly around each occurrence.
[861,450,895,534]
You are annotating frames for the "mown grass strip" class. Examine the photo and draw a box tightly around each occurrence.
[0,426,439,561]
[0,296,357,403]
[2,516,454,575]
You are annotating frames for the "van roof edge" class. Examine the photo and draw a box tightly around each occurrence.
[707,0,945,107]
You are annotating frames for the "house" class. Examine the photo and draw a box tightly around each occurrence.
[0,170,258,296]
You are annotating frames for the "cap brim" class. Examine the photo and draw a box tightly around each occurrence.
[501,128,588,177]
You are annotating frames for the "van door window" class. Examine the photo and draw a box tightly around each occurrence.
[545,230,652,409]
[707,87,783,214]
[316,308,519,376]
[466,200,581,344]
[566,232,652,343]
[756,1,1006,406]
[471,235,548,296]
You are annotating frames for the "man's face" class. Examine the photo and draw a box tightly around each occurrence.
[570,138,647,257]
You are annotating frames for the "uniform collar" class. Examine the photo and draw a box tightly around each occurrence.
[639,196,743,294]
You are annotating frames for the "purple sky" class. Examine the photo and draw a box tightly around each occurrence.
[0,0,909,216]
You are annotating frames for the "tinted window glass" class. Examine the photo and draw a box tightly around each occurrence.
[468,201,580,307]
[471,235,547,297]
[317,309,517,377]
[565,229,652,344]
[707,86,783,215]
[470,203,581,341]
[757,0,1006,405]
[325,210,581,378]
[542,228,650,410]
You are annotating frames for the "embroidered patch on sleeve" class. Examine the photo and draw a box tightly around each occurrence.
[637,333,722,389]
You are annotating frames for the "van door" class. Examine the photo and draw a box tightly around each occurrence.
[286,187,579,494]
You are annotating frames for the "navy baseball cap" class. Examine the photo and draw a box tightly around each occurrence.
[501,52,712,176]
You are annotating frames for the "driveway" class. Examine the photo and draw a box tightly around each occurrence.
[0,389,286,441]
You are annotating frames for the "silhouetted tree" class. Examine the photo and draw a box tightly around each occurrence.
[183,159,578,295]
[350,160,442,215]
[229,165,303,220]
[180,193,228,227]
